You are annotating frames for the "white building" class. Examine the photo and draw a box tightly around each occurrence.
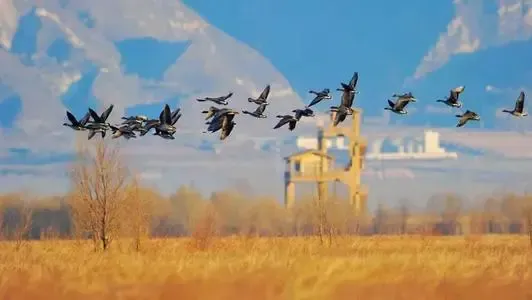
[296,130,458,160]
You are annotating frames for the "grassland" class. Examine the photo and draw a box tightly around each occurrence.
[0,235,531,300]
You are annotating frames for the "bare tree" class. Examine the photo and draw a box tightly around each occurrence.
[523,195,532,248]
[12,198,33,250]
[123,176,154,252]
[0,199,4,240]
[69,138,129,251]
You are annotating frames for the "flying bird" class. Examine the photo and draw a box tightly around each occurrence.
[248,84,271,105]
[242,103,268,118]
[220,113,238,140]
[293,108,315,121]
[142,106,181,136]
[196,92,234,105]
[121,115,148,123]
[205,109,239,136]
[330,105,352,127]
[502,91,528,117]
[273,114,298,131]
[392,92,417,102]
[110,125,136,139]
[154,104,177,137]
[85,104,114,139]
[384,98,412,115]
[436,86,465,108]
[337,72,359,93]
[455,110,480,127]
[202,106,230,121]
[63,111,90,131]
[307,88,332,108]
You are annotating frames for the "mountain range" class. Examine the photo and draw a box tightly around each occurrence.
[1,0,532,210]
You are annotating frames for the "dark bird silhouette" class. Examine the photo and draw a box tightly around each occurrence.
[337,72,359,93]
[307,88,332,108]
[330,105,352,127]
[293,108,314,121]
[63,111,90,131]
[502,91,528,117]
[436,86,465,108]
[110,125,136,139]
[242,103,268,118]
[455,110,480,127]
[248,85,271,105]
[384,98,412,115]
[273,114,298,131]
[85,104,114,139]
[220,113,237,140]
[196,92,234,105]
[392,92,417,102]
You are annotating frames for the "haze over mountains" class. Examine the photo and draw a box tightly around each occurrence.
[0,0,532,209]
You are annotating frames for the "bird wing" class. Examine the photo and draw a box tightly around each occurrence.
[100,104,114,122]
[259,85,271,100]
[171,108,181,121]
[212,109,230,122]
[334,111,346,126]
[79,112,91,125]
[158,107,165,123]
[171,113,182,125]
[221,114,230,130]
[87,130,96,140]
[203,107,219,120]
[307,96,323,108]
[274,117,290,129]
[66,111,78,125]
[456,117,468,127]
[222,92,234,100]
[394,98,410,110]
[515,91,525,112]
[163,104,172,125]
[293,110,303,120]
[448,90,459,103]
[256,103,268,114]
[288,119,297,131]
[220,121,234,140]
[225,112,236,123]
[387,99,395,108]
[349,72,359,89]
[340,91,352,107]
[88,108,101,122]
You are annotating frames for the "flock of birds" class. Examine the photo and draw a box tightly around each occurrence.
[63,72,528,141]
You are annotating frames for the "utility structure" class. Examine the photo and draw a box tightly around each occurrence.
[284,108,368,215]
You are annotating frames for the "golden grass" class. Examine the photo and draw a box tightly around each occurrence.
[0,235,531,299]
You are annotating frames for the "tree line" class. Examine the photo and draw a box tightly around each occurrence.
[0,139,531,250]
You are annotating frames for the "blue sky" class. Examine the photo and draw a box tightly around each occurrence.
[0,0,532,206]
[184,0,453,118]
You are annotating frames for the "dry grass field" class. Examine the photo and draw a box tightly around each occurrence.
[0,235,531,300]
